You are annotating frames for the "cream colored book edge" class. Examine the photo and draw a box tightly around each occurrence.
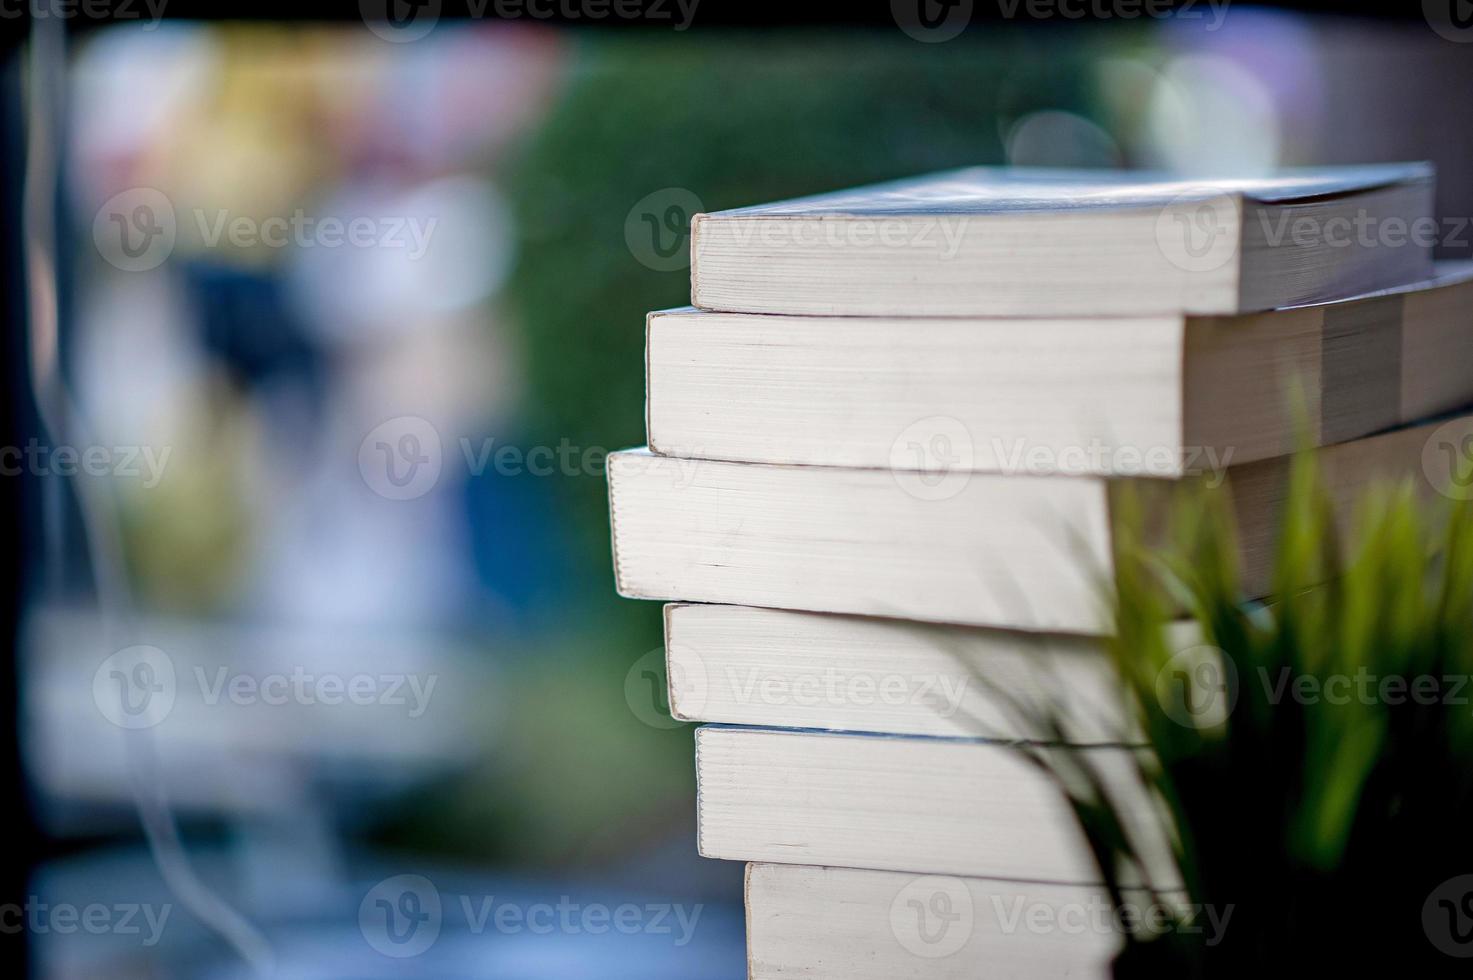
[745,863,1205,980]
[608,412,1473,634]
[690,166,1434,316]
[650,264,1473,478]
[663,603,1204,743]
[694,726,1178,887]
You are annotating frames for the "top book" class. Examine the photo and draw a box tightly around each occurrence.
[690,164,1436,317]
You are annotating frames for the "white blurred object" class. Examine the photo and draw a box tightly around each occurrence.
[287,176,511,345]
[388,25,566,168]
[24,605,496,829]
[67,25,219,209]
[1005,110,1120,168]
[74,273,204,454]
[1145,54,1280,174]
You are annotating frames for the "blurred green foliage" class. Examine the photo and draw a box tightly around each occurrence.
[1020,458,1473,976]
[503,27,1128,585]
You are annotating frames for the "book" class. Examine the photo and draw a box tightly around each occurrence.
[690,164,1435,317]
[664,602,1153,743]
[649,264,1473,477]
[746,863,1190,979]
[695,727,1173,886]
[609,412,1473,634]
[608,163,1471,971]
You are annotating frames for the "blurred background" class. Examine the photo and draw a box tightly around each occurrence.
[2,2,1472,976]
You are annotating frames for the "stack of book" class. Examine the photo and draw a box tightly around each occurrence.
[607,165,1473,977]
